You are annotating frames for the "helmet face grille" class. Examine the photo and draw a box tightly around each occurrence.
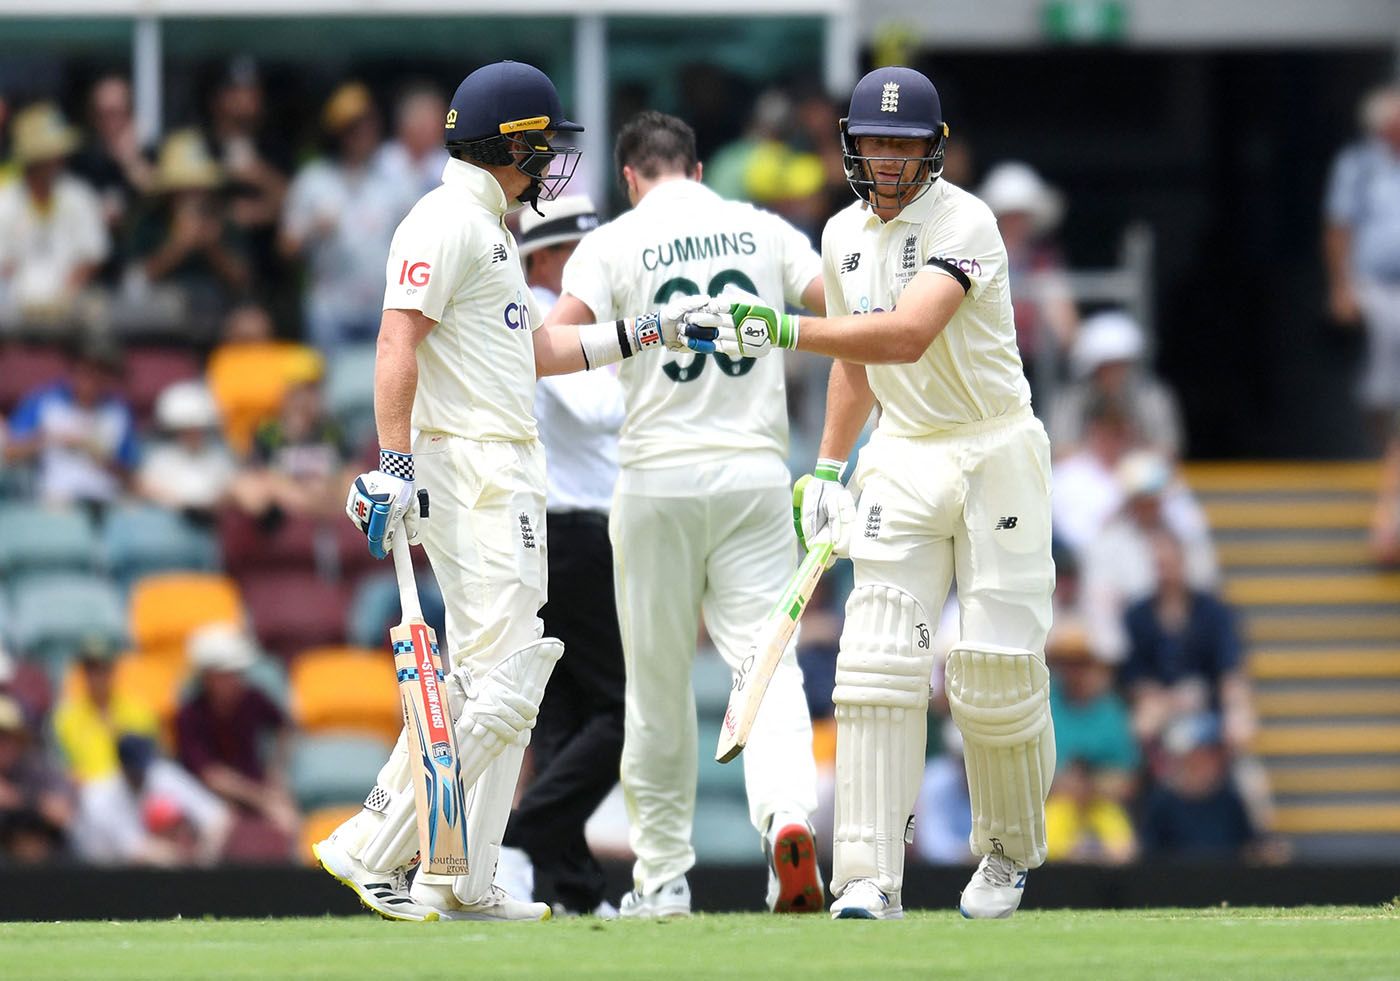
[840,118,947,208]
[449,130,583,209]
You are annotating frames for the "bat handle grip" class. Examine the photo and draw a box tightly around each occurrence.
[391,526,424,621]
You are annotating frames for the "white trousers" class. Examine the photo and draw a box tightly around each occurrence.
[612,476,818,894]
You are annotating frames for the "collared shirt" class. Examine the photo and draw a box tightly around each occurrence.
[530,285,624,512]
[8,382,137,504]
[1325,139,1400,283]
[821,180,1031,436]
[383,158,541,442]
[0,174,108,312]
[561,178,821,479]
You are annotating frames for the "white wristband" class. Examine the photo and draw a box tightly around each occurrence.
[578,314,662,370]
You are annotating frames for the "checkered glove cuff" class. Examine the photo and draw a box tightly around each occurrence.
[379,449,414,481]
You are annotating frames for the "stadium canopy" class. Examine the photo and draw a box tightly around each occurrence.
[0,0,859,205]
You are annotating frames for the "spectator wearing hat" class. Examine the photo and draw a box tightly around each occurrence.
[1324,85,1400,435]
[0,693,75,864]
[137,379,237,520]
[0,102,110,321]
[72,734,231,867]
[1080,450,1217,663]
[51,635,159,786]
[497,196,627,915]
[202,58,290,258]
[228,351,353,521]
[174,624,297,847]
[127,129,251,322]
[70,75,154,242]
[5,339,137,509]
[280,81,414,350]
[1047,310,1184,460]
[1050,393,1136,555]
[1139,713,1256,859]
[978,161,1078,400]
[374,82,451,199]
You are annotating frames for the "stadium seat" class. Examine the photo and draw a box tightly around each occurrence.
[290,646,402,744]
[298,804,361,865]
[218,509,320,578]
[289,733,391,810]
[9,572,126,665]
[346,570,447,650]
[110,649,187,742]
[690,798,759,863]
[0,503,99,576]
[103,504,219,588]
[325,344,377,447]
[240,572,350,661]
[127,573,245,654]
[697,717,747,799]
[123,346,202,425]
[206,341,322,455]
[0,343,67,415]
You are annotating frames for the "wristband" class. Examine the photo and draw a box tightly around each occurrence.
[814,458,846,482]
[579,314,659,370]
[379,449,414,481]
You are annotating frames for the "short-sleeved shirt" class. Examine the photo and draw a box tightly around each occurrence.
[0,175,109,311]
[383,159,540,442]
[8,382,138,504]
[175,687,287,783]
[1120,591,1243,694]
[561,179,821,474]
[1048,685,1140,772]
[1324,140,1400,283]
[251,416,350,480]
[821,180,1031,435]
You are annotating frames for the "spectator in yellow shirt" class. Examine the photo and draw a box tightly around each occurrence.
[52,635,158,783]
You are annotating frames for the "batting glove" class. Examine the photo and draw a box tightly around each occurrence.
[688,287,797,358]
[792,458,854,563]
[345,450,427,559]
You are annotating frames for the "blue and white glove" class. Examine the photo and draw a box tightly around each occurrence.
[345,449,426,559]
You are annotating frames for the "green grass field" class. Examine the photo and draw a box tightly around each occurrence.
[4,908,1396,980]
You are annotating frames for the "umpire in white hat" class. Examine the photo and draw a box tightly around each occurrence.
[499,195,627,917]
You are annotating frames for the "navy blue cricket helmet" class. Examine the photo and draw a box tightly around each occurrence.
[840,66,949,206]
[445,61,584,209]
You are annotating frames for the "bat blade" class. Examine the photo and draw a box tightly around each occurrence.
[392,619,470,876]
[715,541,833,764]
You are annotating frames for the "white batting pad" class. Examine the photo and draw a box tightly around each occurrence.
[944,643,1055,869]
[831,585,934,897]
[449,741,527,904]
[355,638,564,876]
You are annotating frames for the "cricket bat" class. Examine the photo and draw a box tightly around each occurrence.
[390,533,470,876]
[715,540,835,764]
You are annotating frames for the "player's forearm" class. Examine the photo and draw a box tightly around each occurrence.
[817,360,876,461]
[797,311,940,364]
[375,326,419,454]
[1323,225,1352,289]
[537,314,669,377]
[535,323,588,377]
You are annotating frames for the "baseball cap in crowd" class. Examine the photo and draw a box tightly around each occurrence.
[1071,311,1145,379]
[156,380,222,432]
[188,622,259,674]
[1117,449,1171,499]
[323,82,374,133]
[517,196,599,259]
[1162,712,1223,756]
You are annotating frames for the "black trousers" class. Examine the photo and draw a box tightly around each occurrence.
[502,510,625,911]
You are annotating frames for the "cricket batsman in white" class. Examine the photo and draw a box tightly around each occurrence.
[542,110,826,917]
[315,62,716,922]
[692,66,1056,920]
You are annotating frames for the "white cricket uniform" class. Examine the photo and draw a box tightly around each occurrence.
[823,180,1055,893]
[561,179,821,892]
[381,158,548,673]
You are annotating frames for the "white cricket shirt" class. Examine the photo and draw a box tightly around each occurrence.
[530,285,624,513]
[560,179,821,482]
[382,158,541,442]
[821,180,1031,435]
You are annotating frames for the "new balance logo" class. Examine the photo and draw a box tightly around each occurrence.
[880,82,900,113]
[994,516,1019,530]
[490,244,508,263]
[864,503,883,539]
[840,252,861,273]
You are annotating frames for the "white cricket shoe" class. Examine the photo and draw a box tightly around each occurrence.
[312,838,439,922]
[410,879,552,922]
[830,878,903,920]
[496,846,535,903]
[618,875,691,919]
[959,849,1027,919]
[764,815,824,913]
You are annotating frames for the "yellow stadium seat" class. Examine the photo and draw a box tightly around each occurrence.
[206,341,323,455]
[112,649,191,745]
[128,573,245,655]
[291,646,403,744]
[299,804,362,865]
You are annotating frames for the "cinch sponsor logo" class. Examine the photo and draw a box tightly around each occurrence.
[641,231,756,271]
[504,301,532,331]
[932,254,983,278]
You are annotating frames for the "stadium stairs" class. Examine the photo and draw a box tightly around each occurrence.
[1185,461,1400,859]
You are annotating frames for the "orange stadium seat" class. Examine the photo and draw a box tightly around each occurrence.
[205,341,323,455]
[299,804,361,866]
[112,649,190,744]
[128,573,245,655]
[291,646,403,744]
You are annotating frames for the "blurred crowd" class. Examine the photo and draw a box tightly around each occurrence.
[7,63,1396,873]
